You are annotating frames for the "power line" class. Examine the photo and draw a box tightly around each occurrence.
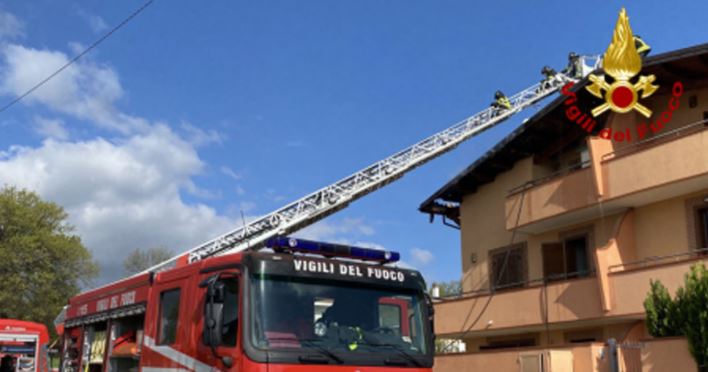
[0,0,155,114]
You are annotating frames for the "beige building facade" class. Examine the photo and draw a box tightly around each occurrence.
[421,44,708,371]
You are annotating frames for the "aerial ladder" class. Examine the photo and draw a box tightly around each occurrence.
[145,56,602,273]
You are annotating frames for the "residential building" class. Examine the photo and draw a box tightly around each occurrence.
[420,43,708,371]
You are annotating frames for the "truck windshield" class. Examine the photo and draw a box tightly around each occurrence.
[249,274,430,364]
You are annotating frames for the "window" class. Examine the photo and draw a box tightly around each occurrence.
[697,207,708,250]
[564,328,603,343]
[158,289,181,345]
[481,334,537,350]
[489,243,527,290]
[379,302,402,336]
[201,278,239,347]
[542,231,592,281]
[215,278,239,346]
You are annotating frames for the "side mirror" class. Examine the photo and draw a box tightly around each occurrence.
[203,276,225,347]
[424,293,435,342]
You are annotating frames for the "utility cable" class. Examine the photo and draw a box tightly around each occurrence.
[0,0,155,114]
[441,183,529,352]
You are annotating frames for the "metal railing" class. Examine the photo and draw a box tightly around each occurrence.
[508,160,591,195]
[435,269,596,301]
[601,119,708,161]
[608,248,708,273]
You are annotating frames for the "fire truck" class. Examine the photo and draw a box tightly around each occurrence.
[0,319,50,372]
[55,56,601,371]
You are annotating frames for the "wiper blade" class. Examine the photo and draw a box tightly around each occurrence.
[300,339,344,364]
[362,340,422,367]
[264,337,343,364]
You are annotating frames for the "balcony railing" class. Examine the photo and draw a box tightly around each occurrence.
[435,269,596,301]
[507,160,591,196]
[608,248,708,273]
[602,118,708,161]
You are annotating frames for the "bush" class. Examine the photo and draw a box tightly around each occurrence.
[644,280,682,337]
[645,263,708,371]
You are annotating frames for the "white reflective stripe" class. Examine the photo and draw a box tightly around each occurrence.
[0,334,38,342]
[143,336,215,372]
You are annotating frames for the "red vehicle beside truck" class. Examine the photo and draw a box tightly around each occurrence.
[0,319,50,372]
[56,237,434,371]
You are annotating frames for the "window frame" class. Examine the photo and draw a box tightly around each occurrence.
[488,242,528,290]
[542,227,595,282]
[157,288,181,345]
[685,195,708,252]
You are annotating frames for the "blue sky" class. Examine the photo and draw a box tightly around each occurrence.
[0,1,706,285]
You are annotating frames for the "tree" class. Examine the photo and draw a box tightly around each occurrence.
[644,280,681,337]
[0,187,98,338]
[643,263,708,371]
[123,246,173,274]
[675,264,708,371]
[430,280,462,297]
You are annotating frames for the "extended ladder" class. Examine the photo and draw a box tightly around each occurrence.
[146,56,602,273]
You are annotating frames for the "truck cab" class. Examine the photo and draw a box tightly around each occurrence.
[59,238,434,371]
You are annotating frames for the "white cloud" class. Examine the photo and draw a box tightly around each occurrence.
[0,126,237,283]
[34,116,69,140]
[87,14,108,33]
[0,43,149,133]
[220,166,242,181]
[411,248,434,266]
[181,122,223,147]
[0,10,24,40]
[0,14,237,285]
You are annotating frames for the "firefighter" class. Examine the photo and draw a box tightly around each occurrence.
[539,65,557,90]
[562,52,581,78]
[634,35,651,58]
[490,90,512,116]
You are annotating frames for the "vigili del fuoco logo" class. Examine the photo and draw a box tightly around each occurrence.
[561,8,683,143]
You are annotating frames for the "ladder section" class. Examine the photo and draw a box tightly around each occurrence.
[147,56,601,273]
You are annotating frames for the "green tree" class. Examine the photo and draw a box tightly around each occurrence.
[644,279,681,337]
[644,263,708,371]
[430,280,462,297]
[675,264,708,371]
[0,187,98,337]
[123,246,173,274]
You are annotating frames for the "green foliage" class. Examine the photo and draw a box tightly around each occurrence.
[644,279,682,337]
[675,263,708,369]
[0,187,98,338]
[430,280,462,297]
[644,263,708,369]
[123,246,173,274]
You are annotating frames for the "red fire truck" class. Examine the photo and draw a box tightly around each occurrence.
[54,54,598,371]
[0,319,50,372]
[57,237,434,371]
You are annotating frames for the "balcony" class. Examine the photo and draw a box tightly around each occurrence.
[434,342,608,372]
[434,275,604,338]
[433,338,696,372]
[434,251,708,338]
[505,122,708,232]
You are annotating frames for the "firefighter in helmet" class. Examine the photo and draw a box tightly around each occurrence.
[490,90,512,116]
[539,65,558,90]
[562,52,581,78]
[634,35,651,58]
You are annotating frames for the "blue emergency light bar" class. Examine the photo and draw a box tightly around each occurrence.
[265,236,400,264]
